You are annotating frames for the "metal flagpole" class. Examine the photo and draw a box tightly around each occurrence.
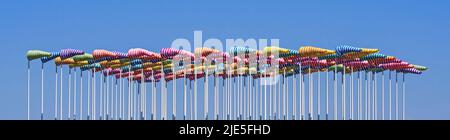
[395,71,398,120]
[107,70,110,120]
[382,71,385,120]
[93,69,96,120]
[365,72,368,120]
[358,71,361,120]
[269,73,272,120]
[41,63,44,120]
[389,70,392,120]
[318,69,321,120]
[333,64,337,120]
[27,61,30,120]
[100,70,103,120]
[87,70,91,120]
[373,72,378,120]
[128,67,131,120]
[372,72,375,120]
[293,73,297,120]
[60,66,63,120]
[118,70,121,120]
[194,62,197,120]
[342,67,346,120]
[308,67,312,120]
[184,67,187,120]
[302,72,306,120]
[55,66,58,120]
[190,79,193,120]
[326,69,329,120]
[204,68,208,120]
[264,74,267,120]
[214,71,218,120]
[80,70,83,120]
[350,67,353,120]
[173,66,176,120]
[402,73,406,120]
[74,68,77,120]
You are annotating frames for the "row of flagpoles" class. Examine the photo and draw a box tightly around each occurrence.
[26,45,427,120]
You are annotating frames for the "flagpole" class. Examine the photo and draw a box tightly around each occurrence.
[27,61,31,120]
[41,63,44,120]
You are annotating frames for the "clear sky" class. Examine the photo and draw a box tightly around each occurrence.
[0,0,449,120]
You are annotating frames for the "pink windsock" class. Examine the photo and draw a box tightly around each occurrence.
[379,62,412,70]
[127,48,146,58]
[160,48,181,59]
[344,60,369,68]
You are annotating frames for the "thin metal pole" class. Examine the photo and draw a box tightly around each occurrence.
[41,63,44,120]
[342,68,346,120]
[184,68,187,120]
[326,69,329,120]
[264,75,267,120]
[269,74,272,120]
[80,70,83,120]
[395,71,399,120]
[308,67,312,120]
[100,70,103,120]
[350,67,353,120]
[318,69,321,120]
[173,67,177,120]
[389,70,392,120]
[333,67,337,120]
[55,66,58,120]
[382,71,385,120]
[204,69,208,120]
[87,70,91,120]
[118,71,121,120]
[74,68,77,120]
[373,72,378,120]
[402,73,406,120]
[194,63,197,120]
[293,74,297,120]
[358,71,361,120]
[27,61,30,120]
[60,66,63,120]
[302,72,306,120]
[68,68,71,120]
[365,72,368,120]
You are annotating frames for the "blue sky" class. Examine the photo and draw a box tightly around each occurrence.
[0,0,449,119]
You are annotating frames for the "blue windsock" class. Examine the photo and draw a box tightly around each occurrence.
[80,63,101,71]
[318,53,340,60]
[131,64,143,71]
[360,53,387,61]
[130,59,143,66]
[335,45,362,56]
[41,52,60,63]
[87,57,109,64]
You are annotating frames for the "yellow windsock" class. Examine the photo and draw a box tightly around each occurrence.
[55,57,75,65]
[262,46,290,55]
[299,46,335,57]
